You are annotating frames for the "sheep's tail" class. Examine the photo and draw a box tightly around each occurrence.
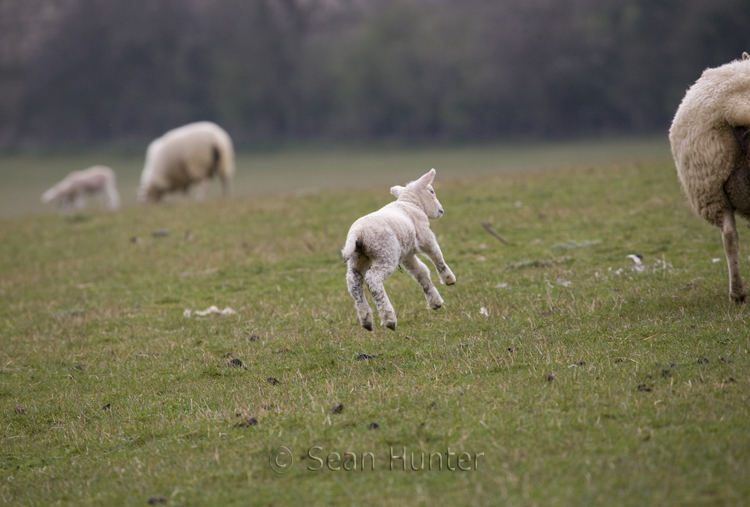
[341,232,363,263]
[213,138,235,197]
[209,145,220,171]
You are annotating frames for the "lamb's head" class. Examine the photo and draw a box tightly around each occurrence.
[41,179,74,204]
[390,168,444,219]
[41,187,58,204]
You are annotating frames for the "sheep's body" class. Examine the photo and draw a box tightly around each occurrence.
[669,52,750,302]
[342,169,455,330]
[41,165,120,211]
[138,122,235,203]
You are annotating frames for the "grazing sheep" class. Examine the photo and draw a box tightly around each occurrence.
[342,168,456,330]
[41,165,120,211]
[670,52,750,302]
[138,122,235,203]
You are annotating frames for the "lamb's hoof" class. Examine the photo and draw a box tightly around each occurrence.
[442,274,456,285]
[730,292,746,304]
[359,312,374,330]
[381,311,397,330]
[430,301,443,310]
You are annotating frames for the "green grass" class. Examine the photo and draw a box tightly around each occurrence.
[2,143,749,506]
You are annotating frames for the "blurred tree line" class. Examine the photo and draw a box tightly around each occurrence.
[0,0,748,148]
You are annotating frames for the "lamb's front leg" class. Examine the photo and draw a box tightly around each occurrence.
[402,255,443,309]
[60,197,73,213]
[364,263,397,330]
[420,234,456,285]
[721,211,746,303]
[346,262,373,330]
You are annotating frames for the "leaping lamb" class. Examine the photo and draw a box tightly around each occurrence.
[342,168,456,330]
[670,52,750,302]
[138,122,235,203]
[41,165,120,212]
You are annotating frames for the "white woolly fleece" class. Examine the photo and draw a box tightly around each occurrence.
[670,53,750,226]
[41,165,120,211]
[138,122,235,203]
[342,169,455,330]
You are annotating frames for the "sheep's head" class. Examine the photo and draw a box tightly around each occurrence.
[390,168,444,219]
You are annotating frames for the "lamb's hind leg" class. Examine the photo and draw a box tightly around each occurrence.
[346,261,373,330]
[364,263,397,330]
[721,211,746,303]
[74,191,86,209]
[401,255,443,310]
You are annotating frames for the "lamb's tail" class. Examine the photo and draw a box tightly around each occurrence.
[341,232,363,263]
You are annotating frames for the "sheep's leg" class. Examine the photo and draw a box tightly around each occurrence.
[721,211,746,303]
[103,183,120,209]
[346,261,373,331]
[98,188,111,209]
[74,191,86,209]
[420,235,456,285]
[402,255,443,310]
[364,263,397,330]
[195,179,211,201]
[220,173,231,197]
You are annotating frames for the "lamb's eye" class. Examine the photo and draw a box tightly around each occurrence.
[429,189,435,194]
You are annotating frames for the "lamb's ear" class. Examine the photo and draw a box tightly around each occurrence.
[390,185,405,198]
[744,52,750,60]
[413,168,436,190]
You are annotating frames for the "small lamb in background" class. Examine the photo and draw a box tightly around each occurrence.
[342,168,455,330]
[138,122,235,203]
[670,52,750,302]
[41,165,120,212]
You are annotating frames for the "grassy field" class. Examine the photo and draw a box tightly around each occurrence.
[2,140,750,506]
[0,137,670,217]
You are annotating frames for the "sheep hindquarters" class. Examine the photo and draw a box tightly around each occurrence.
[720,126,750,302]
[724,126,750,215]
